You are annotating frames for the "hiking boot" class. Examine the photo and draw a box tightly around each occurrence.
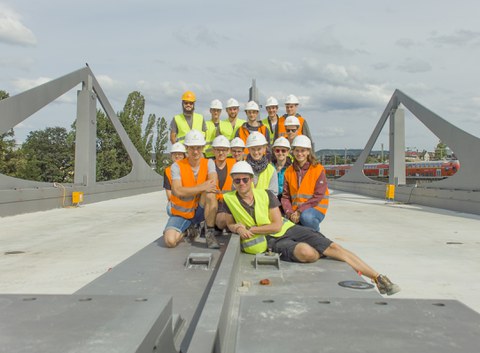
[184,224,200,243]
[205,227,220,249]
[374,274,401,296]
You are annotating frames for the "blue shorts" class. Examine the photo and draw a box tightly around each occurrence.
[164,206,205,234]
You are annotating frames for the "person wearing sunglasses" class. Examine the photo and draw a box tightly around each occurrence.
[164,130,220,249]
[282,135,329,232]
[170,90,206,145]
[221,161,400,296]
[235,101,271,152]
[271,137,292,207]
[283,115,301,145]
[245,132,278,196]
[211,135,236,233]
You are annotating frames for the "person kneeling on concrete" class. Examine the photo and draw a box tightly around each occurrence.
[221,161,401,296]
[163,130,220,249]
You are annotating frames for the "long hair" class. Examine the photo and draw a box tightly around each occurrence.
[292,147,319,166]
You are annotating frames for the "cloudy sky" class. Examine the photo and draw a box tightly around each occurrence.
[1,0,480,151]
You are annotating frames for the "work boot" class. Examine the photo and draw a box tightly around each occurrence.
[184,224,200,243]
[205,226,220,249]
[374,274,401,296]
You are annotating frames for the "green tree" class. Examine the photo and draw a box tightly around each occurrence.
[0,90,20,176]
[16,127,75,182]
[154,116,170,175]
[96,109,132,181]
[434,140,447,160]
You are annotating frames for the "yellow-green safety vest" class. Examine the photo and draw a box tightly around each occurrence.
[174,113,204,143]
[204,120,232,158]
[221,118,246,140]
[255,163,275,190]
[223,189,295,254]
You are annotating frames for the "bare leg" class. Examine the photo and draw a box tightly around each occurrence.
[293,243,321,263]
[322,243,379,280]
[203,192,218,228]
[215,212,228,230]
[163,229,184,248]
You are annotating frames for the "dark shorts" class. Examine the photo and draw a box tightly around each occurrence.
[267,225,333,262]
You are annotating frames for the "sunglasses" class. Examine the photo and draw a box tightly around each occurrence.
[286,128,298,133]
[233,177,250,185]
[274,148,289,153]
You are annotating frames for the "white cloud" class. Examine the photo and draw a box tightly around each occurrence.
[395,38,417,48]
[173,25,226,48]
[12,76,76,104]
[0,4,36,46]
[429,30,480,47]
[397,58,432,73]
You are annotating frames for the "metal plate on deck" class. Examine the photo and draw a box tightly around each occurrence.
[0,294,177,353]
[235,297,480,353]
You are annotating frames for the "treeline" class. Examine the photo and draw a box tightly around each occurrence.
[0,90,170,183]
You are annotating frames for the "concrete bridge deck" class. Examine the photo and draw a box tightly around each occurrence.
[2,189,480,352]
[1,189,479,313]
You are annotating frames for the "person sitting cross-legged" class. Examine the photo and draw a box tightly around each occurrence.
[221,161,401,296]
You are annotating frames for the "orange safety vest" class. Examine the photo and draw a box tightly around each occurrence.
[237,123,269,155]
[170,158,209,219]
[277,114,306,138]
[216,158,236,201]
[284,164,329,215]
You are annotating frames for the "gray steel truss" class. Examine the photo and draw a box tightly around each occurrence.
[331,89,480,214]
[0,66,162,216]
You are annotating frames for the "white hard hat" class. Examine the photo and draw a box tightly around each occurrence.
[230,161,254,176]
[246,131,268,148]
[226,98,240,108]
[210,99,223,110]
[284,116,300,126]
[265,96,279,107]
[291,135,312,149]
[183,129,206,146]
[245,101,259,111]
[230,137,246,149]
[170,142,186,153]
[272,137,291,149]
[212,135,230,148]
[285,94,299,105]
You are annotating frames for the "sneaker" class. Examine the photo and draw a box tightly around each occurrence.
[205,227,220,249]
[374,274,401,296]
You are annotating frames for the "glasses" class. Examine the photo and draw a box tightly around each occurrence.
[183,101,194,106]
[286,128,298,133]
[274,148,289,154]
[214,148,229,153]
[233,177,250,185]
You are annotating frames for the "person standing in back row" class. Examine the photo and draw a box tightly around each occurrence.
[170,91,206,144]
[222,98,246,141]
[262,96,280,144]
[275,94,313,144]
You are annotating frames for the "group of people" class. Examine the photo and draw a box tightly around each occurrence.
[162,91,400,296]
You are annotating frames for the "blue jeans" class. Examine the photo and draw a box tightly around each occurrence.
[299,208,325,232]
[164,206,205,234]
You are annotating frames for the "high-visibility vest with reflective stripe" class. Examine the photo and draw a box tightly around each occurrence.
[216,158,236,201]
[223,189,295,254]
[170,158,209,219]
[277,114,306,138]
[255,163,275,190]
[284,164,329,215]
[204,120,220,158]
[221,118,246,140]
[174,113,204,143]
